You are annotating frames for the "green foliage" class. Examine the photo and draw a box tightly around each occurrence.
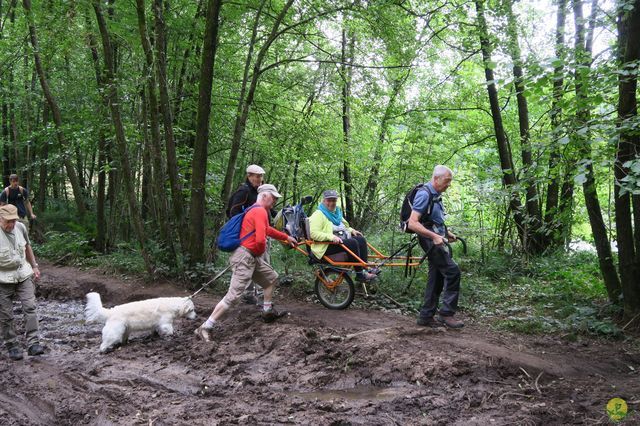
[81,247,147,276]
[33,231,96,261]
[460,251,623,338]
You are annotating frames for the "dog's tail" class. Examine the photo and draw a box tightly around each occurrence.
[85,292,109,324]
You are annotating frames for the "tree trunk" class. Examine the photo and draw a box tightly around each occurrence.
[475,0,528,249]
[220,0,294,215]
[37,100,49,212]
[86,19,109,252]
[140,89,155,222]
[572,0,621,302]
[93,0,154,274]
[205,0,293,262]
[1,101,9,186]
[188,0,222,265]
[615,0,640,319]
[134,0,176,261]
[341,27,356,223]
[23,0,86,216]
[173,0,204,120]
[544,0,567,247]
[504,0,544,253]
[153,0,187,252]
[359,75,406,228]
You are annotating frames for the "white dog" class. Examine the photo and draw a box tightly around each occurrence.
[85,292,197,353]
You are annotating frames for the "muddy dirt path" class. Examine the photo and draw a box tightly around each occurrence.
[0,263,638,425]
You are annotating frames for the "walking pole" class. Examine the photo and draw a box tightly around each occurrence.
[404,252,428,293]
[190,264,233,298]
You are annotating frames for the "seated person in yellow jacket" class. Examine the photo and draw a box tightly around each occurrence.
[308,190,376,282]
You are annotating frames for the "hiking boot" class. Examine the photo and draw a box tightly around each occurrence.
[262,307,288,323]
[417,317,444,328]
[436,315,464,329]
[355,271,377,283]
[193,326,214,342]
[27,343,45,356]
[242,293,258,305]
[8,347,23,361]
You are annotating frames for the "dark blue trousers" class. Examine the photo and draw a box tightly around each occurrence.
[417,236,461,319]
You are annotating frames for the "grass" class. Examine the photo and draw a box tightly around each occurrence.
[458,250,623,339]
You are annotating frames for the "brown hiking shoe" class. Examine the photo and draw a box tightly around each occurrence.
[194,326,214,342]
[436,315,464,329]
[417,317,444,328]
[262,307,288,323]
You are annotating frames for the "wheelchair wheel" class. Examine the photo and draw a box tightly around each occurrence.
[314,268,355,310]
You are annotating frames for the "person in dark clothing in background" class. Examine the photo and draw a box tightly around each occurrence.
[227,165,265,218]
[0,174,36,233]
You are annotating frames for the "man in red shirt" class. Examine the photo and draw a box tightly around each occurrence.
[195,184,296,341]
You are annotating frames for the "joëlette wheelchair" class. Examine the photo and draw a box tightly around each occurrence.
[276,196,465,310]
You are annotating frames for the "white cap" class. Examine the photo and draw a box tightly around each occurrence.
[258,184,282,198]
[246,164,266,175]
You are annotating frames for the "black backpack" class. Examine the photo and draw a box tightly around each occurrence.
[225,183,251,219]
[400,184,438,233]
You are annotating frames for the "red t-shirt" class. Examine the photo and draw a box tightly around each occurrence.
[240,205,289,256]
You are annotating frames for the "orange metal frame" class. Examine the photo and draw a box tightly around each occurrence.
[289,240,422,269]
[314,269,344,289]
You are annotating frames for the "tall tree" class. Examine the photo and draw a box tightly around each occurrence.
[475,0,530,251]
[188,0,222,265]
[135,0,176,261]
[544,0,569,248]
[86,21,109,252]
[92,0,154,274]
[572,0,621,302]
[503,0,545,253]
[340,25,356,223]
[615,0,640,320]
[153,0,187,252]
[359,74,408,228]
[219,0,295,216]
[22,0,86,216]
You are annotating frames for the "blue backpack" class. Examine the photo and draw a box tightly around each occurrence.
[217,205,257,252]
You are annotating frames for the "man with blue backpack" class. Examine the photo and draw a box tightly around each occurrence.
[405,165,463,329]
[194,184,296,342]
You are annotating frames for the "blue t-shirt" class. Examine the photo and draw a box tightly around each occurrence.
[411,182,446,236]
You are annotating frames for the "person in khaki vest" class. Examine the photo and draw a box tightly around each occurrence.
[0,204,43,360]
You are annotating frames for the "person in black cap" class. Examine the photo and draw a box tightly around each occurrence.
[308,190,376,282]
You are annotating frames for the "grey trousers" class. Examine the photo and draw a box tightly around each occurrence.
[0,278,40,348]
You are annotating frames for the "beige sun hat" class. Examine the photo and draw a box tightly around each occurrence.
[0,204,19,220]
[246,164,266,175]
[257,184,282,198]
